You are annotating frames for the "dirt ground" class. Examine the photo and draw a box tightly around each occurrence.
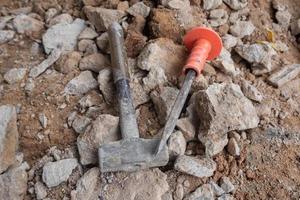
[0,0,300,199]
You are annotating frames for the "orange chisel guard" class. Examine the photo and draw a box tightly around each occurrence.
[183,27,223,76]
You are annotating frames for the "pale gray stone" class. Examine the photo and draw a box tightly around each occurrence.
[142,67,167,91]
[176,117,196,142]
[78,27,98,40]
[184,184,214,200]
[127,2,151,18]
[268,64,300,87]
[230,20,255,38]
[209,9,228,27]
[13,14,44,37]
[200,134,228,157]
[4,68,26,84]
[77,39,98,55]
[48,13,73,27]
[222,34,238,50]
[168,131,186,158]
[38,113,48,129]
[227,137,240,156]
[35,181,48,200]
[45,8,59,23]
[275,9,291,28]
[98,68,114,104]
[212,48,238,76]
[220,177,235,193]
[0,16,14,30]
[42,158,78,187]
[203,0,222,10]
[167,0,190,10]
[72,114,92,134]
[0,30,15,44]
[223,0,248,10]
[241,80,263,102]
[291,19,300,36]
[218,194,235,200]
[79,53,110,72]
[96,32,109,53]
[209,181,225,197]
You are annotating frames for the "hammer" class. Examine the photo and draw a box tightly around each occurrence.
[98,23,169,172]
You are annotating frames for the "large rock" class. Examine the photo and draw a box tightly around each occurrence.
[0,105,18,173]
[0,30,15,44]
[13,14,44,38]
[71,167,101,200]
[174,155,216,178]
[103,169,169,200]
[42,158,78,187]
[184,184,214,200]
[77,114,120,165]
[64,71,98,96]
[42,18,86,54]
[84,6,126,32]
[0,162,28,200]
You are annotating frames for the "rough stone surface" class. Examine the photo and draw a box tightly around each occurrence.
[151,86,179,124]
[71,167,101,200]
[200,134,229,157]
[77,39,98,55]
[131,79,150,107]
[268,64,300,88]
[212,48,238,76]
[77,114,120,165]
[291,19,300,36]
[184,184,214,200]
[223,0,248,10]
[167,0,190,10]
[275,9,291,28]
[103,169,169,200]
[96,32,109,53]
[64,71,98,96]
[78,27,98,40]
[98,68,114,104]
[209,9,228,27]
[0,30,15,44]
[54,51,82,74]
[220,176,235,193]
[79,53,110,72]
[235,43,276,74]
[4,68,26,84]
[209,181,225,197]
[84,6,126,32]
[174,155,216,178]
[227,137,240,156]
[124,30,147,58]
[13,14,44,38]
[72,114,92,134]
[176,117,196,141]
[222,34,238,50]
[142,66,167,91]
[42,158,78,187]
[127,2,150,18]
[35,181,48,200]
[168,131,186,158]
[0,105,18,174]
[218,194,235,200]
[241,80,263,102]
[42,18,86,54]
[203,0,222,10]
[0,16,13,30]
[230,20,255,38]
[0,162,28,200]
[48,13,73,27]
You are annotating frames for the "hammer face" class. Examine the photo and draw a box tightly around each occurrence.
[98,138,169,172]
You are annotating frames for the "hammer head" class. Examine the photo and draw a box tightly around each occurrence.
[98,138,169,172]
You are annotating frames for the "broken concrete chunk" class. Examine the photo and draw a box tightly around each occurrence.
[77,114,120,165]
[241,80,263,102]
[184,184,214,200]
[4,67,26,84]
[0,30,15,44]
[209,9,228,27]
[64,71,98,96]
[35,181,48,200]
[268,64,300,87]
[227,137,240,156]
[222,34,238,50]
[176,117,196,142]
[220,176,235,193]
[235,43,276,74]
[127,2,150,18]
[13,14,44,38]
[42,158,78,187]
[78,39,98,55]
[131,79,150,107]
[54,51,82,74]
[42,18,86,54]
[79,53,110,72]
[168,131,186,159]
[0,162,28,200]
[167,0,190,10]
[84,6,126,32]
[230,20,255,38]
[150,86,179,124]
[203,0,222,10]
[223,0,248,10]
[212,48,238,76]
[78,27,98,40]
[71,167,101,200]
[275,9,291,28]
[142,67,167,92]
[98,68,114,104]
[200,134,228,157]
[0,105,18,174]
[209,181,225,197]
[72,114,92,134]
[96,32,109,53]
[174,155,216,178]
[45,8,59,23]
[229,8,249,23]
[218,194,235,200]
[29,48,62,78]
[291,19,300,36]
[48,13,73,27]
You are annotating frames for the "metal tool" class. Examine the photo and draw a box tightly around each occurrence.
[156,27,223,155]
[98,22,169,172]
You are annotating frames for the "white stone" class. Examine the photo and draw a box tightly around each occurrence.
[230,20,255,38]
[35,181,48,200]
[203,0,222,10]
[241,80,263,102]
[168,131,186,158]
[212,48,238,76]
[220,177,235,193]
[142,67,167,91]
[184,184,214,200]
[275,9,291,28]
[200,134,229,157]
[222,34,238,50]
[38,113,48,129]
[127,2,151,18]
[209,9,228,27]
[291,19,300,36]
[223,0,248,10]
[13,14,44,38]
[268,64,300,87]
[0,30,15,44]
[4,68,26,84]
[176,117,196,141]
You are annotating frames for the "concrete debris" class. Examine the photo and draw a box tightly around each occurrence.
[137,39,186,76]
[223,0,248,10]
[150,86,179,124]
[203,0,222,10]
[167,0,190,10]
[174,155,216,178]
[275,41,289,52]
[275,9,291,29]
[29,48,62,78]
[48,13,73,27]
[79,53,110,72]
[71,168,101,200]
[230,20,255,38]
[64,71,98,96]
[13,14,44,38]
[78,92,102,112]
[220,176,235,193]
[38,113,48,129]
[209,9,228,27]
[184,184,214,200]
[131,79,150,107]
[84,6,126,32]
[96,32,109,53]
[142,66,167,91]
[54,51,82,74]
[0,30,15,44]
[0,16,14,30]
[241,80,263,102]
[103,169,169,200]
[268,64,300,87]
[209,181,225,197]
[0,162,28,200]
[235,43,276,74]
[4,67,26,84]
[35,181,48,200]
[291,19,300,36]
[77,114,120,165]
[45,8,59,22]
[201,134,229,157]
[222,34,238,50]
[42,18,86,54]
[218,194,235,200]
[227,137,240,156]
[78,27,98,40]
[212,48,239,76]
[168,130,187,159]
[176,117,196,142]
[42,158,78,187]
[127,2,151,18]
[229,8,249,23]
[25,78,35,94]
[0,105,18,174]
[72,114,92,134]
[78,39,98,55]
[98,68,114,104]
[174,183,184,199]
